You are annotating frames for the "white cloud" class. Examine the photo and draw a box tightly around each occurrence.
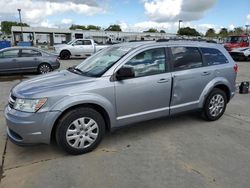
[61,18,73,25]
[247,14,250,24]
[228,24,235,31]
[119,21,172,32]
[143,0,217,22]
[0,0,106,26]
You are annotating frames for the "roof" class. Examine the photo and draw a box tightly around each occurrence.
[0,46,41,51]
[112,40,221,50]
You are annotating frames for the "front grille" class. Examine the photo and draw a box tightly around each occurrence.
[8,94,16,109]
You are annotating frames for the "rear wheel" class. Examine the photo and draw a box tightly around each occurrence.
[203,88,227,121]
[60,50,70,60]
[38,63,52,74]
[56,107,105,155]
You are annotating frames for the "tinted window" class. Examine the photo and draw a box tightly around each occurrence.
[123,48,166,77]
[21,49,42,57]
[74,40,84,45]
[83,40,91,45]
[1,50,19,58]
[200,48,228,66]
[171,47,202,71]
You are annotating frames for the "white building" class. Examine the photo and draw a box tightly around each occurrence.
[11,26,176,47]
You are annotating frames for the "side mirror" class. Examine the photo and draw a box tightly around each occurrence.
[116,67,135,80]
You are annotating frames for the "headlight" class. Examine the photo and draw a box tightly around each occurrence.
[14,98,47,113]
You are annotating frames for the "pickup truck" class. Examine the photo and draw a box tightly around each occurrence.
[54,39,109,59]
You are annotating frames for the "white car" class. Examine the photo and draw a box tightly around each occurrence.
[54,39,109,59]
[229,47,250,61]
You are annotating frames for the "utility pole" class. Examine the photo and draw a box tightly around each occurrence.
[17,8,23,41]
[178,20,182,34]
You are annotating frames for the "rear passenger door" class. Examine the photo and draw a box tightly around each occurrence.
[170,46,213,114]
[19,49,42,71]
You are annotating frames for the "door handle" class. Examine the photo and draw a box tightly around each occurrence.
[34,58,38,61]
[12,59,17,62]
[157,78,169,83]
[201,72,211,76]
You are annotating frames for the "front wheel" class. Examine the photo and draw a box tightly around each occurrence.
[203,88,227,121]
[56,107,105,155]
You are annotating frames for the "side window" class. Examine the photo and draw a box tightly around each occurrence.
[123,48,166,77]
[200,48,228,66]
[74,40,84,45]
[21,49,42,57]
[2,50,19,58]
[171,47,202,71]
[83,40,92,45]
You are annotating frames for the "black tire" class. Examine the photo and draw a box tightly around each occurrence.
[60,50,70,60]
[38,63,52,74]
[202,88,227,121]
[56,107,105,155]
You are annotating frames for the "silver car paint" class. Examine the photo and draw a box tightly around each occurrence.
[5,41,237,144]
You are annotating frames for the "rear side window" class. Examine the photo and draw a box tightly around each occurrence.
[171,47,202,71]
[21,49,42,57]
[83,40,91,45]
[200,48,228,66]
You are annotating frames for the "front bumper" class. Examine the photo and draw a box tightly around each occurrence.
[4,106,61,145]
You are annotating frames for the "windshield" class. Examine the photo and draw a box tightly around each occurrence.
[75,46,133,77]
[67,40,76,45]
[226,36,241,43]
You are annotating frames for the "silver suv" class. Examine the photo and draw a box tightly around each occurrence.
[4,41,237,154]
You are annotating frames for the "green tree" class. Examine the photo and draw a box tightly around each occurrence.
[177,27,200,36]
[1,21,29,35]
[233,27,244,35]
[69,24,87,30]
[218,28,228,38]
[205,28,216,38]
[105,24,122,31]
[86,25,101,30]
[143,28,159,33]
[160,30,166,33]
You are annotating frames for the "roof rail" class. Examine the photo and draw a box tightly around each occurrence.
[156,38,217,43]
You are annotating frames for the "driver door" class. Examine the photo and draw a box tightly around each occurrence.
[114,47,172,126]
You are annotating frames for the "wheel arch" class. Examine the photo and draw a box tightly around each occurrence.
[50,103,112,143]
[198,78,233,108]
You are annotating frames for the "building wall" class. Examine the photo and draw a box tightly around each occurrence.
[11,26,176,46]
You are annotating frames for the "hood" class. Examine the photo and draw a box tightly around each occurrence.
[54,44,69,48]
[12,70,96,98]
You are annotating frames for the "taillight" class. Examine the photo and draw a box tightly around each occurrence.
[234,63,238,73]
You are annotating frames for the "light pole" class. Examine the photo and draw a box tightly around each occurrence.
[17,8,23,41]
[178,19,182,33]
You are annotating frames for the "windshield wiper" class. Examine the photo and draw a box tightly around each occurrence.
[67,66,96,77]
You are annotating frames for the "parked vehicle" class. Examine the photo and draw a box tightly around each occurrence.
[5,41,237,155]
[229,47,250,61]
[0,47,60,74]
[224,35,250,51]
[54,39,109,60]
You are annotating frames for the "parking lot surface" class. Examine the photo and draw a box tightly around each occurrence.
[0,59,250,188]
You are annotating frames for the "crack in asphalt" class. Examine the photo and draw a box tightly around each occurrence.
[0,138,8,182]
[225,113,250,124]
[3,156,63,173]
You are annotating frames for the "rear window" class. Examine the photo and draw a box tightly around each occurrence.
[200,48,228,66]
[171,47,203,71]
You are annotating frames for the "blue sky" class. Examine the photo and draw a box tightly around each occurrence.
[0,0,249,33]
